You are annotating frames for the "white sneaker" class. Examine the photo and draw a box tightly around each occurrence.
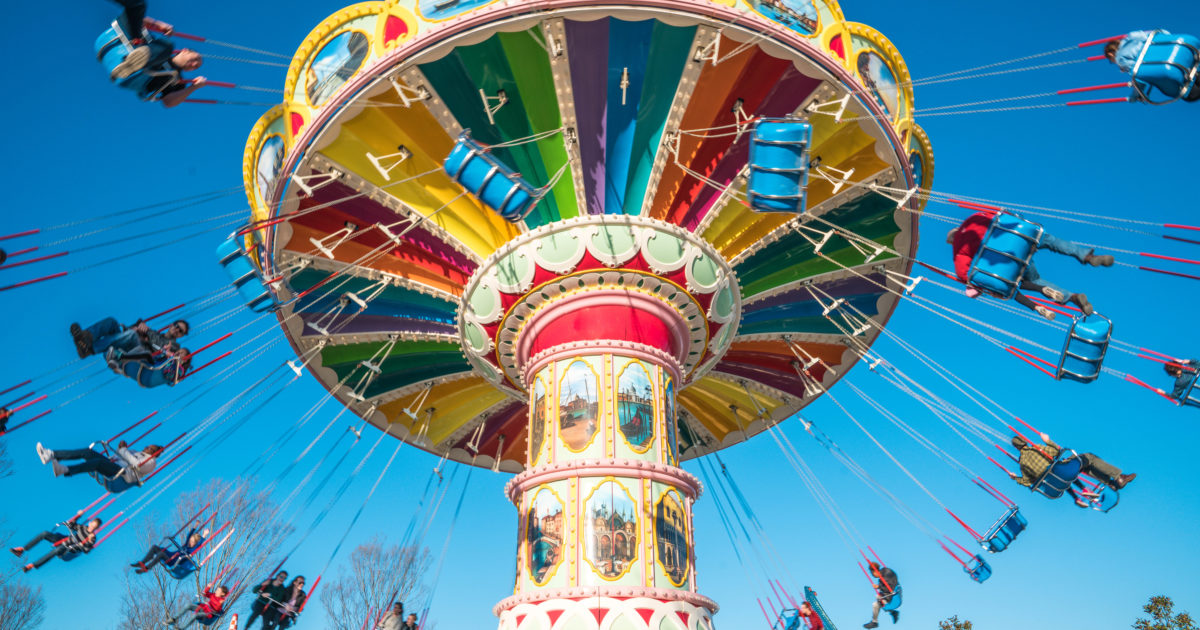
[1040,286,1066,303]
[111,46,151,81]
[51,461,68,477]
[36,443,53,465]
[1033,305,1056,321]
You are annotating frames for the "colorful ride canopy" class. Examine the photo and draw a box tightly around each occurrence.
[241,0,933,472]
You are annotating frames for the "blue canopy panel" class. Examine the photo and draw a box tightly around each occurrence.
[445,132,539,223]
[1132,33,1200,103]
[1031,452,1083,499]
[216,235,282,314]
[964,554,993,583]
[747,119,813,213]
[967,213,1043,299]
[981,506,1027,553]
[1056,314,1113,383]
[804,586,839,630]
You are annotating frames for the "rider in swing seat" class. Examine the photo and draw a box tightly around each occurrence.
[1106,31,1200,102]
[1009,434,1136,506]
[70,317,189,359]
[98,0,208,107]
[862,561,899,628]
[132,527,208,574]
[36,440,161,490]
[1164,359,1199,402]
[9,510,102,572]
[108,345,193,388]
[167,583,229,629]
[949,212,1113,321]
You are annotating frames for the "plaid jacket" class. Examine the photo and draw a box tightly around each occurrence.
[1016,439,1061,487]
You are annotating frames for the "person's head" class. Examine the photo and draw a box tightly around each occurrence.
[172,49,203,71]
[1011,435,1027,450]
[392,602,404,614]
[215,585,229,597]
[167,320,190,339]
[868,561,882,577]
[799,602,813,613]
[407,614,417,622]
[290,575,305,590]
[188,530,204,546]
[945,227,958,245]
[176,348,194,371]
[86,517,103,532]
[1104,40,1120,63]
[1165,362,1185,377]
[143,444,164,458]
[273,570,288,584]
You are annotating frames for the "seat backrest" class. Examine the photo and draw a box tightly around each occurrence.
[967,213,1042,299]
[882,586,903,611]
[1134,33,1200,100]
[444,134,537,223]
[215,236,278,314]
[747,119,813,214]
[965,555,993,583]
[1057,314,1113,383]
[1033,454,1082,498]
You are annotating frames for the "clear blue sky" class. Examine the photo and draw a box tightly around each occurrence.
[1,1,1198,629]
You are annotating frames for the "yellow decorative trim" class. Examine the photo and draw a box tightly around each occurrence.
[567,475,578,587]
[525,485,567,587]
[655,488,690,588]
[304,27,374,109]
[614,358,657,455]
[604,355,615,459]
[843,22,916,128]
[283,2,386,102]
[556,357,604,454]
[241,105,288,225]
[910,123,936,205]
[643,477,654,588]
[580,476,640,582]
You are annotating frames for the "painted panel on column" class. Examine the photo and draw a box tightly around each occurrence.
[655,488,690,587]
[530,376,548,465]
[583,479,639,580]
[665,376,678,465]
[526,486,566,586]
[616,359,655,452]
[558,359,601,452]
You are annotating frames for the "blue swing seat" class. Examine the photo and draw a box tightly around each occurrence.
[980,506,1027,553]
[880,585,902,612]
[1131,32,1200,104]
[444,132,539,223]
[773,608,801,630]
[746,119,813,214]
[216,235,281,314]
[166,555,199,579]
[964,554,992,583]
[1031,451,1083,499]
[966,213,1043,300]
[1056,313,1113,383]
[94,18,181,101]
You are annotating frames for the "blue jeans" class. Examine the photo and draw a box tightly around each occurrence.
[86,317,143,355]
[1017,232,1092,302]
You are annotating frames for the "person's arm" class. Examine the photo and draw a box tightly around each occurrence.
[142,17,174,36]
[161,78,208,109]
[1040,433,1060,451]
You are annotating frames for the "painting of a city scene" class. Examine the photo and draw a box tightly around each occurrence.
[656,490,690,585]
[525,488,564,584]
[559,360,600,451]
[255,135,284,205]
[617,361,654,450]
[585,480,639,578]
[856,49,901,119]
[750,0,818,36]
[306,30,370,105]
[530,378,547,463]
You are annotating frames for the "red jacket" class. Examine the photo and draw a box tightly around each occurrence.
[952,212,994,283]
[196,588,227,617]
[799,608,823,630]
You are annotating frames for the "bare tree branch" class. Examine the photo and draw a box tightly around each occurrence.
[318,536,432,630]
[118,478,295,630]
